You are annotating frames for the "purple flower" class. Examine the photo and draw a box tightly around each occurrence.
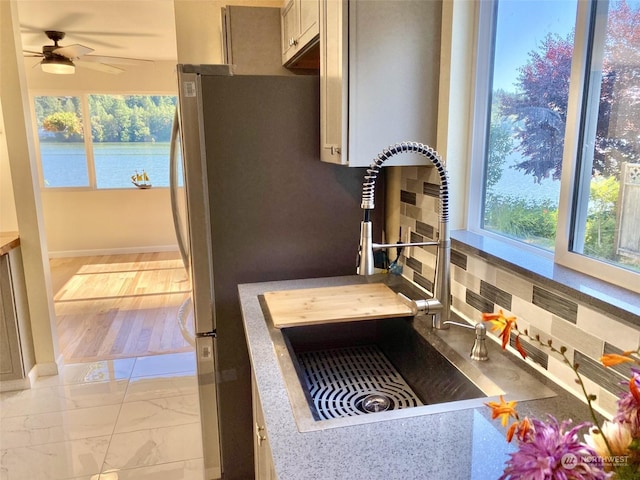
[614,370,640,438]
[499,415,610,480]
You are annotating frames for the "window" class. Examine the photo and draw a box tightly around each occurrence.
[35,96,89,188]
[568,0,640,275]
[472,0,640,292]
[34,94,177,189]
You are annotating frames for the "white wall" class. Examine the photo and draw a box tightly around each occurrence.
[2,0,60,373]
[42,188,178,256]
[0,101,19,232]
[25,60,179,92]
[436,0,476,230]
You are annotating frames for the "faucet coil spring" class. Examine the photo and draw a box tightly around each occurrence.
[361,142,449,224]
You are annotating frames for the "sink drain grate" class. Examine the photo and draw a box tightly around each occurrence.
[297,344,423,420]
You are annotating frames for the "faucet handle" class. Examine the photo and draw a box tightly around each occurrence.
[397,292,430,317]
[396,292,442,318]
[396,293,419,316]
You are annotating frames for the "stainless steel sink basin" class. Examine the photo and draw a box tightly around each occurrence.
[264,307,556,432]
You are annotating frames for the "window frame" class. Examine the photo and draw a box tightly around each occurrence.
[468,0,640,294]
[468,0,556,261]
[30,90,177,191]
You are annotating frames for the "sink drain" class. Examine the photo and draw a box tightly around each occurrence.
[361,394,391,413]
[297,344,422,420]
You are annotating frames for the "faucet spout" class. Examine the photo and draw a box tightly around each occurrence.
[357,142,451,328]
[357,220,375,276]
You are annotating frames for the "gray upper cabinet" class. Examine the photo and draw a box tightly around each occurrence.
[320,0,442,167]
[281,0,320,66]
[223,6,294,76]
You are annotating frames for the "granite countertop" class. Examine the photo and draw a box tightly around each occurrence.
[238,275,597,480]
[0,231,20,256]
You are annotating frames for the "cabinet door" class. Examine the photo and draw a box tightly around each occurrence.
[281,0,297,63]
[347,0,440,167]
[0,255,23,381]
[319,0,441,167]
[282,0,319,66]
[252,374,276,479]
[320,0,348,164]
[297,0,319,48]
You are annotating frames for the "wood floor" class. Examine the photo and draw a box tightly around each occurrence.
[50,251,194,364]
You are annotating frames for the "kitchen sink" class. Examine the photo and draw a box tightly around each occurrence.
[263,301,557,432]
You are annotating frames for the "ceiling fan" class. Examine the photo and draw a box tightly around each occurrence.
[23,30,153,75]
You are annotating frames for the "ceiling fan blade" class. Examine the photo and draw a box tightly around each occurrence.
[53,44,94,59]
[23,49,44,56]
[80,55,153,66]
[20,16,88,34]
[56,36,121,49]
[76,60,124,75]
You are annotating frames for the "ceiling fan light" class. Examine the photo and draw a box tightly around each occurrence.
[41,57,75,74]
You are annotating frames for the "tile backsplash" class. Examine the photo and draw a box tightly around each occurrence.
[399,166,640,417]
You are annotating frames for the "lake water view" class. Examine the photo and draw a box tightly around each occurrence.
[40,142,558,206]
[39,142,173,189]
[488,152,561,206]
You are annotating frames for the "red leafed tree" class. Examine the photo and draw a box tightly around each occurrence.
[500,0,640,183]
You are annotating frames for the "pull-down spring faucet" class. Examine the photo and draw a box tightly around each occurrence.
[356,142,451,329]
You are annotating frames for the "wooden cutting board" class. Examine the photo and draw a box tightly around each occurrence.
[263,283,414,328]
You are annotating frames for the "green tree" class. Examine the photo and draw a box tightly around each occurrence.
[584,175,619,256]
[499,32,573,183]
[35,96,83,142]
[42,111,83,141]
[87,94,176,142]
[129,106,151,141]
[487,90,516,188]
[500,0,640,182]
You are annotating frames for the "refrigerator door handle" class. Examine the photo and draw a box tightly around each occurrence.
[177,69,215,335]
[196,331,217,338]
[169,107,190,272]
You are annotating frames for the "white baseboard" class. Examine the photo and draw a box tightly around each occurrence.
[0,365,39,392]
[48,245,179,258]
[36,357,63,376]
[28,364,39,384]
[0,376,31,392]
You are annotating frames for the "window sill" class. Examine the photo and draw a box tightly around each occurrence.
[41,187,169,192]
[450,230,640,326]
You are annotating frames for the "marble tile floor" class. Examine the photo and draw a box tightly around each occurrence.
[0,351,205,480]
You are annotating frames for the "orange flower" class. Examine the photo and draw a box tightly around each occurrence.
[482,310,518,351]
[507,417,532,443]
[514,334,528,360]
[485,395,519,427]
[481,311,504,322]
[600,353,635,367]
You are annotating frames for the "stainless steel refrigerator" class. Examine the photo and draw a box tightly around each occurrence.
[170,64,382,479]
